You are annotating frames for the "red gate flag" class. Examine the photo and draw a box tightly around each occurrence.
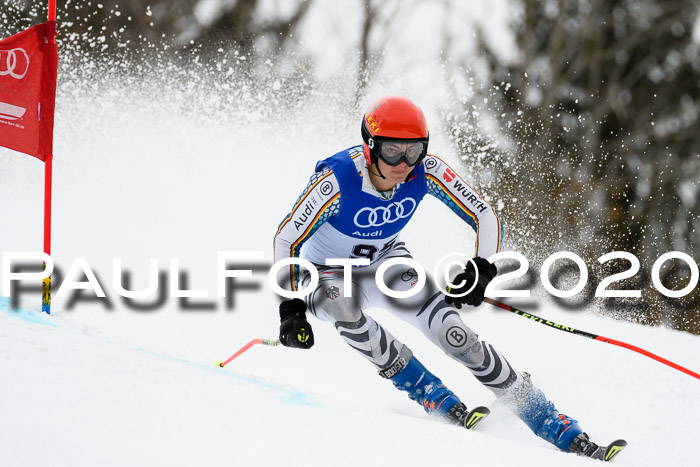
[0,22,58,161]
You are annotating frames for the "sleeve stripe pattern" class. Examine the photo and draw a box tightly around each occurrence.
[426,170,503,251]
[428,155,503,252]
[426,173,482,252]
[274,171,335,241]
[288,192,341,291]
[494,210,503,252]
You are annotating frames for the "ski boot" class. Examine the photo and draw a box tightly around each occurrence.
[384,355,489,429]
[514,377,626,461]
[539,411,584,450]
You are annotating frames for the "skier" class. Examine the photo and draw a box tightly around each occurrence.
[273,95,624,461]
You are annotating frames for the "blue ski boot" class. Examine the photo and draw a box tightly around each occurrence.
[515,384,583,450]
[382,355,490,429]
[385,355,461,417]
[513,376,627,460]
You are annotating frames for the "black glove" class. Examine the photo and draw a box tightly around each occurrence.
[279,298,314,349]
[444,257,497,308]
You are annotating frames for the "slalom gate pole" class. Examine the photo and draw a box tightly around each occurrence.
[42,0,57,315]
[42,153,52,314]
[483,297,700,380]
[216,338,281,368]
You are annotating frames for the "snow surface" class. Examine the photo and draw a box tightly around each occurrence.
[1,292,699,466]
[1,34,700,467]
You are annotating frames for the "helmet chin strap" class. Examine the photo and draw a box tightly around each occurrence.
[369,159,386,179]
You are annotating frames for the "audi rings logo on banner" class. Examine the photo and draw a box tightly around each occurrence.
[354,198,417,228]
[0,48,30,80]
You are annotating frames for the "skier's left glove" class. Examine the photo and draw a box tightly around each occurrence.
[279,298,315,349]
[444,257,497,308]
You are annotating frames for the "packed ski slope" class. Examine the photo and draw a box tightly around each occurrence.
[1,293,698,466]
[2,55,699,467]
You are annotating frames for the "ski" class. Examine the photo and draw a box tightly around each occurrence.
[464,406,490,430]
[570,433,627,462]
[602,439,627,462]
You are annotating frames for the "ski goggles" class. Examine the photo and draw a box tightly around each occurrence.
[374,140,428,167]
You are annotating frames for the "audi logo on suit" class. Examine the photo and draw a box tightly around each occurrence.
[353,198,417,228]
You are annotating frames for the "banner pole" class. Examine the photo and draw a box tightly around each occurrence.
[48,0,56,23]
[42,153,52,314]
[42,0,56,314]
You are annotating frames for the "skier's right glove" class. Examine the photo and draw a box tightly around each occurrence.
[444,257,497,308]
[279,298,315,349]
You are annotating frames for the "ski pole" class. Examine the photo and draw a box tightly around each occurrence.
[483,297,700,380]
[216,338,281,368]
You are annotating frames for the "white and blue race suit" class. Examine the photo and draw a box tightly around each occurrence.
[274,145,503,291]
[272,145,589,449]
[273,143,522,386]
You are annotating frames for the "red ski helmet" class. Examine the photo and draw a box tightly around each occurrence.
[361,95,429,167]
